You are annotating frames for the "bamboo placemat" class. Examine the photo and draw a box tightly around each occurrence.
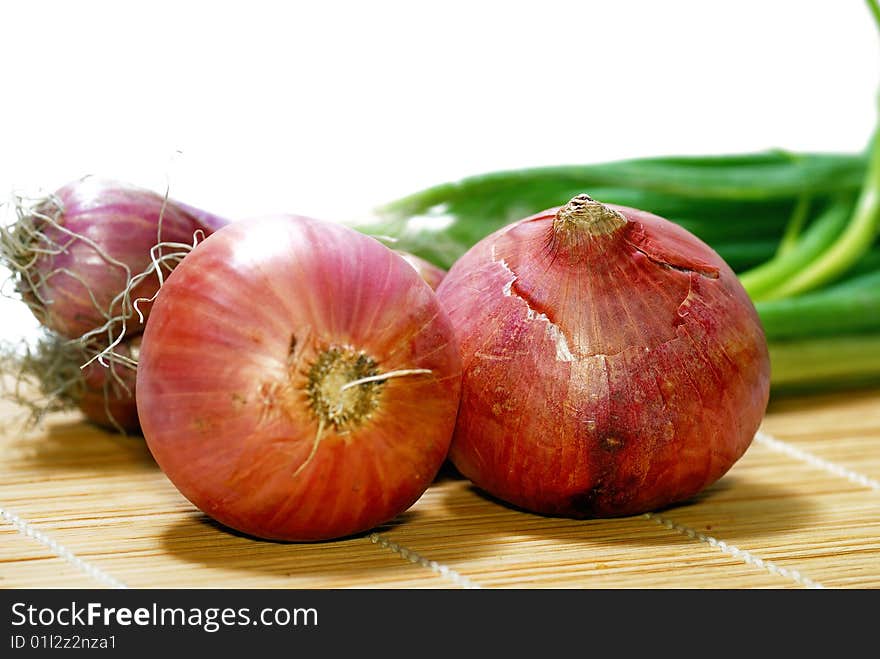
[1,386,878,589]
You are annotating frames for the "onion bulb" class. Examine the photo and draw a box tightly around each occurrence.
[1,177,228,340]
[136,215,462,541]
[436,194,770,517]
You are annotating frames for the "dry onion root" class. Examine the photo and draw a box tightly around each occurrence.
[0,332,141,433]
[436,194,771,518]
[136,214,462,541]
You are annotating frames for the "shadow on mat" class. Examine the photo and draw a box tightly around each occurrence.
[11,419,157,474]
[426,472,817,552]
[157,510,426,581]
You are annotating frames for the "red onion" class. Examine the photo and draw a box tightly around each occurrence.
[436,194,770,517]
[136,215,462,541]
[1,177,228,340]
[395,250,446,289]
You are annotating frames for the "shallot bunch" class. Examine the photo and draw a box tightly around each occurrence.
[2,177,771,540]
[0,177,228,430]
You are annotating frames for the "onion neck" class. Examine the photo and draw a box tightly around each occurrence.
[553,194,627,239]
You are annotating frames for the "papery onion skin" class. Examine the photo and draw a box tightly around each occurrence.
[436,196,770,518]
[136,215,462,541]
[11,177,228,339]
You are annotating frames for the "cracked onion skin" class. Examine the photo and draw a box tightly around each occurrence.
[136,215,461,541]
[436,195,770,518]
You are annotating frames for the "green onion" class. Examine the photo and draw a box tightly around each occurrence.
[365,153,865,269]
[739,198,855,299]
[769,335,880,391]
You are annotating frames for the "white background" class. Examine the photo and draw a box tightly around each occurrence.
[1,0,878,338]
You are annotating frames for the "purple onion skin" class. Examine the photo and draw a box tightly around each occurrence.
[168,199,232,234]
[24,178,229,339]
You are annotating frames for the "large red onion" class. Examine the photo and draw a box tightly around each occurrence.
[436,194,770,517]
[3,177,228,340]
[136,215,462,541]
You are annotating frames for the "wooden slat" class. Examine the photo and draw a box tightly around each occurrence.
[762,388,880,482]
[1,388,878,589]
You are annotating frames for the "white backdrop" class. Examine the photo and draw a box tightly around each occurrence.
[1,0,878,338]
